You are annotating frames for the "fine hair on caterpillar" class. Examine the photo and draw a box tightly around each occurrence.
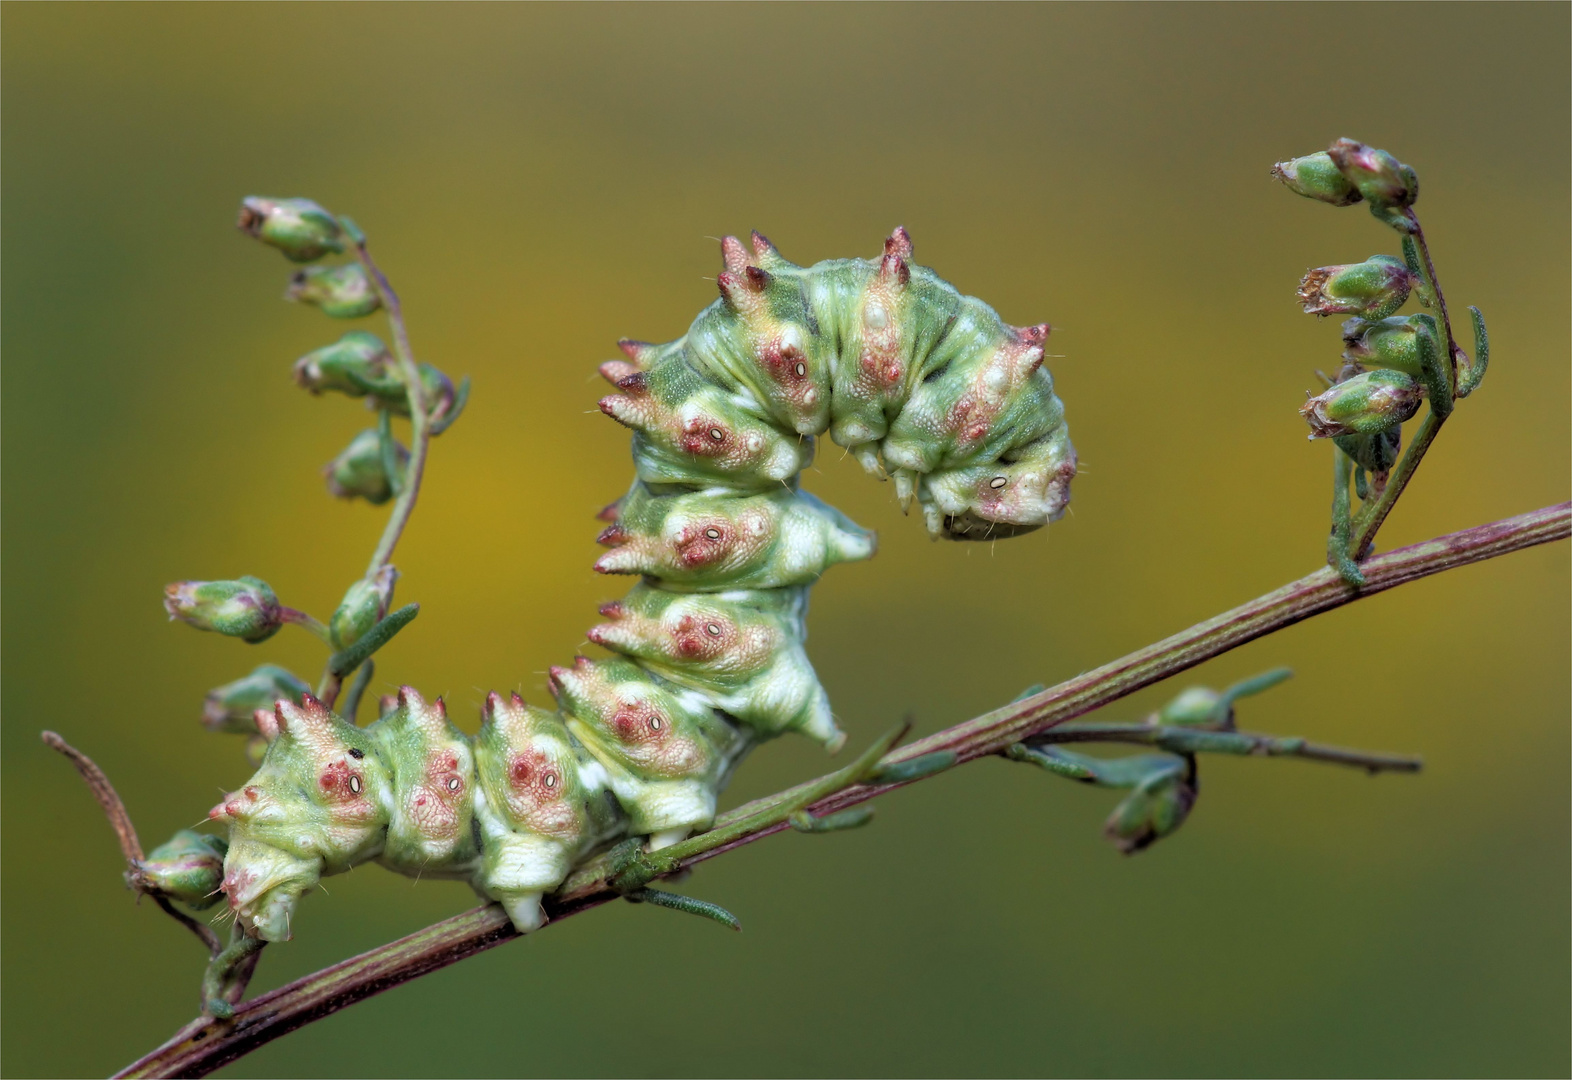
[176,215,1074,1008]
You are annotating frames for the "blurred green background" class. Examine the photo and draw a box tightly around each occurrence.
[4,4,1567,1077]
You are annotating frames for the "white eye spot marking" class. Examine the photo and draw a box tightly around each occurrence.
[705,623,722,637]
[793,362,806,377]
[543,773,558,789]
[704,528,721,540]
[708,427,725,442]
[348,775,362,794]
[865,303,889,330]
[989,476,1007,489]
[648,716,664,731]
[446,777,461,792]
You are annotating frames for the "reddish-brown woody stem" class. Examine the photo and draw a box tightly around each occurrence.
[115,502,1570,1079]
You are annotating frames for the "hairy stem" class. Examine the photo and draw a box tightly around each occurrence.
[1409,217,1458,388]
[1349,410,1443,560]
[113,502,1570,1079]
[350,234,430,578]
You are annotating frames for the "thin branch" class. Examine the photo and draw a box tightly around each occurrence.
[348,231,431,578]
[113,501,1570,1079]
[42,732,223,957]
[1025,722,1423,774]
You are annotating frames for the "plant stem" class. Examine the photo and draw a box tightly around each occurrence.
[1348,410,1443,560]
[349,234,430,578]
[1408,216,1457,389]
[1026,722,1422,773]
[278,608,330,644]
[111,501,1569,1079]
[41,732,223,957]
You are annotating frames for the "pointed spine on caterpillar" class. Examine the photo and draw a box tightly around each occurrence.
[204,227,1074,952]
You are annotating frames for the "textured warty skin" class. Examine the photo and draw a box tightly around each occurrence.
[212,228,1076,939]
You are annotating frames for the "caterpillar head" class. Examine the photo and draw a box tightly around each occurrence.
[922,429,1078,540]
[548,658,730,782]
[475,691,588,840]
[371,687,476,867]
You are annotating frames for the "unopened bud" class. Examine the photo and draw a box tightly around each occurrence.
[1104,765,1198,854]
[1327,138,1418,209]
[324,429,408,505]
[293,332,395,397]
[1271,151,1362,206]
[164,576,283,643]
[1159,687,1226,727]
[1297,256,1413,320]
[285,263,380,318]
[329,566,399,652]
[237,197,343,262]
[1340,315,1436,377]
[379,363,456,421]
[202,664,310,734]
[1300,370,1423,438]
[1335,428,1402,476]
[137,830,228,908]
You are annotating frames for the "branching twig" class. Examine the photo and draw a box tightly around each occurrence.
[112,501,1570,1079]
[41,732,223,957]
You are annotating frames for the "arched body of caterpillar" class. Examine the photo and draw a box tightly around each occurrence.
[209,228,1077,939]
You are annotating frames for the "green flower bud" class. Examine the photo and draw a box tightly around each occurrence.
[1158,687,1226,727]
[1335,427,1402,477]
[137,830,228,909]
[1271,151,1362,206]
[1327,138,1418,210]
[202,664,311,734]
[1340,315,1437,377]
[236,197,343,262]
[293,332,395,397]
[324,429,408,505]
[285,263,380,318]
[164,576,283,643]
[1297,255,1413,320]
[1104,761,1198,854]
[378,363,457,422]
[1300,370,1423,439]
[329,566,398,652]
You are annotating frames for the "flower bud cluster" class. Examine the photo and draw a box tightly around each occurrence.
[1273,138,1418,228]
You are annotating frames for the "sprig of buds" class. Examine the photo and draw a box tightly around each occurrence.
[166,198,468,743]
[1005,669,1419,853]
[1274,139,1491,585]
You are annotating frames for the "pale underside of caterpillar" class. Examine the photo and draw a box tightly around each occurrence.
[210,228,1077,940]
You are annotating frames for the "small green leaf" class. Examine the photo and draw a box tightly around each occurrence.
[789,806,874,833]
[870,750,956,784]
[328,603,418,677]
[626,887,741,931]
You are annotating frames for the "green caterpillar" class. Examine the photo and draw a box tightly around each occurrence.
[200,227,1077,943]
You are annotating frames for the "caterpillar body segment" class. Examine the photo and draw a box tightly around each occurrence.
[210,228,1075,944]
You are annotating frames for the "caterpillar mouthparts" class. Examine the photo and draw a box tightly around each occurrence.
[212,227,1076,941]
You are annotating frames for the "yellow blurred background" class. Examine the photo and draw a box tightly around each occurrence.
[3,4,1567,1076]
